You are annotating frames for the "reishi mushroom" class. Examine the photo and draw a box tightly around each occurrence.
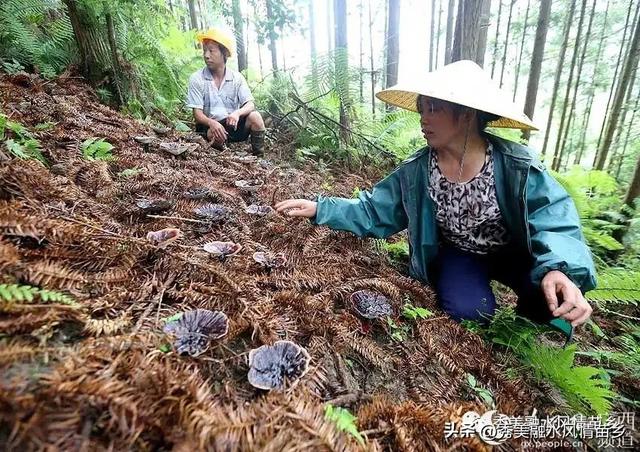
[163,309,229,357]
[247,340,311,390]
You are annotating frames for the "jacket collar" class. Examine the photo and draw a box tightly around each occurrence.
[202,66,233,82]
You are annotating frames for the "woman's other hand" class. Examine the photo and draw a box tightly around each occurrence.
[541,270,593,327]
[274,199,317,218]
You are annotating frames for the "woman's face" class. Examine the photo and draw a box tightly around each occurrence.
[418,96,468,148]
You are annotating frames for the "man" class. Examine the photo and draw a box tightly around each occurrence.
[186,28,266,156]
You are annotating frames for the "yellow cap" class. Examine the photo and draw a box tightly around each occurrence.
[196,28,235,57]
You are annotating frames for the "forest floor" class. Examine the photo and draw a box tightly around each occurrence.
[0,72,638,451]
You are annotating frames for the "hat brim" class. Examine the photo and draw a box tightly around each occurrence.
[376,88,538,131]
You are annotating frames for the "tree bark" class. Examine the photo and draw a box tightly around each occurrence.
[451,0,486,64]
[513,0,530,101]
[595,5,640,170]
[359,0,364,103]
[334,0,351,146]
[593,0,637,166]
[62,0,105,84]
[623,154,640,209]
[385,0,401,88]
[369,0,376,116]
[265,0,279,72]
[444,0,455,64]
[188,0,198,30]
[105,10,125,106]
[490,0,503,77]
[498,0,514,87]
[231,0,247,72]
[475,0,491,66]
[551,0,587,171]
[616,88,640,179]
[435,0,443,68]
[540,0,576,160]
[430,0,436,70]
[575,0,610,164]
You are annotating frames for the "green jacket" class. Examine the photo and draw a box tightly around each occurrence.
[313,134,597,294]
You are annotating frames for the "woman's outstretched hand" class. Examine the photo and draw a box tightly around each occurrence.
[541,270,593,327]
[274,199,317,218]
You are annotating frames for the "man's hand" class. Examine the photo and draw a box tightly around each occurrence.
[226,111,241,130]
[274,199,317,218]
[541,270,592,327]
[207,120,228,144]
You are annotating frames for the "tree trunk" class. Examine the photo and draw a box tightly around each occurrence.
[265,0,279,72]
[385,0,401,88]
[334,0,351,146]
[490,0,503,77]
[575,0,610,164]
[616,90,640,179]
[232,0,247,72]
[551,0,587,171]
[62,0,105,84]
[451,0,486,64]
[594,5,640,170]
[623,154,640,209]
[369,0,376,116]
[475,0,491,66]
[522,0,551,141]
[610,63,638,173]
[430,0,436,71]
[540,0,576,160]
[188,0,198,30]
[558,0,595,168]
[327,0,333,52]
[359,0,364,103]
[593,0,636,166]
[498,0,514,87]
[308,0,318,84]
[513,0,530,101]
[444,0,455,64]
[105,11,125,106]
[435,0,443,68]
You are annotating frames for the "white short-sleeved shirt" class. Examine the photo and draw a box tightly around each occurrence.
[185,67,254,121]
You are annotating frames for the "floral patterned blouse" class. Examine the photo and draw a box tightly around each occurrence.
[428,143,510,254]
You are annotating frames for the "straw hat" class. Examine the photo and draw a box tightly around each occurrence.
[196,27,236,57]
[376,60,537,130]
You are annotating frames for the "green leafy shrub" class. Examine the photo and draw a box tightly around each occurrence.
[1,113,47,163]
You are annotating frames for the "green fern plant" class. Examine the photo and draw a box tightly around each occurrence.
[586,270,640,305]
[324,404,365,446]
[485,307,617,416]
[1,113,47,163]
[81,137,114,161]
[0,283,77,306]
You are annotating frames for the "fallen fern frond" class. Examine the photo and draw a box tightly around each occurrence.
[0,283,77,306]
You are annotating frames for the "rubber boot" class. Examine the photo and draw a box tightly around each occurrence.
[250,130,266,157]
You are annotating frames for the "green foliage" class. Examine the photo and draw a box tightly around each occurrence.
[465,373,495,408]
[81,137,114,160]
[382,240,409,263]
[0,283,77,306]
[324,404,365,446]
[483,307,617,416]
[117,167,142,178]
[402,304,434,321]
[386,317,410,342]
[0,113,47,163]
[586,269,640,305]
[0,0,75,78]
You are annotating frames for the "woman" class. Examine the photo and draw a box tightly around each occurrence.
[275,60,595,334]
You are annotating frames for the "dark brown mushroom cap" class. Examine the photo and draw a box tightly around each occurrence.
[350,290,392,319]
[203,241,242,257]
[247,340,311,390]
[252,251,287,269]
[235,179,264,192]
[184,186,212,200]
[194,203,230,222]
[136,198,174,214]
[245,204,274,216]
[163,309,229,357]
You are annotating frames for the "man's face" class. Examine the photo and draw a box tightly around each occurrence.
[203,40,225,69]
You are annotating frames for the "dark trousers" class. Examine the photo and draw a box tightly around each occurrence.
[431,244,554,325]
[195,116,251,143]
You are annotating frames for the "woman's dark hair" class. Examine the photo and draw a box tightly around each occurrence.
[416,94,500,131]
